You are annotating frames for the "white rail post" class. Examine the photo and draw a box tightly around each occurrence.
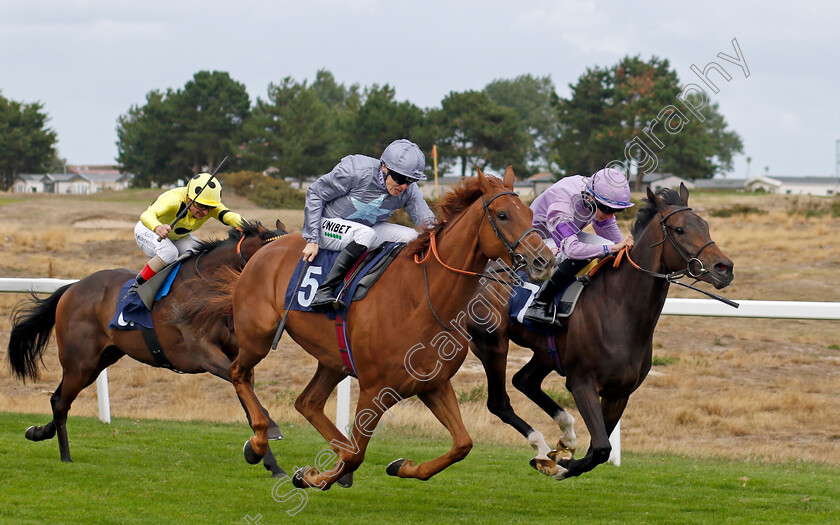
[608,421,621,466]
[96,370,111,423]
[336,377,351,436]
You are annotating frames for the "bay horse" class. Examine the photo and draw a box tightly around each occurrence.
[223,168,555,489]
[467,184,734,480]
[7,220,289,476]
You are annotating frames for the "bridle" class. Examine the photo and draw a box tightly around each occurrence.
[195,227,284,281]
[630,206,715,281]
[414,189,546,330]
[620,205,738,308]
[414,190,543,282]
[234,227,285,267]
[479,191,540,273]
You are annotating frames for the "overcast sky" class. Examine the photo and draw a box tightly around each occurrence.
[2,0,838,178]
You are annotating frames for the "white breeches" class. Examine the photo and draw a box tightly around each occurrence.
[317,217,419,251]
[135,221,201,264]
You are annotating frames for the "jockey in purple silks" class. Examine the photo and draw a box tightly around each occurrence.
[523,167,636,328]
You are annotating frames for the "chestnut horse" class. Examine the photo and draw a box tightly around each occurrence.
[225,168,554,489]
[467,185,734,480]
[7,221,289,476]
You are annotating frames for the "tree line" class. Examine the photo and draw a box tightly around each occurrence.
[0,56,743,192]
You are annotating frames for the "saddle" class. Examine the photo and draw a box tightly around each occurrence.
[108,256,189,373]
[512,256,615,329]
[282,242,405,378]
[284,242,405,314]
[135,252,193,309]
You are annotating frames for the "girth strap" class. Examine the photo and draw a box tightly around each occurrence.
[140,326,184,373]
[335,314,358,377]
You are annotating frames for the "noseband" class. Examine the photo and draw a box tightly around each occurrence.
[235,227,285,267]
[645,206,715,280]
[195,227,284,281]
[415,190,542,281]
[620,206,738,308]
[480,191,540,273]
[415,190,544,331]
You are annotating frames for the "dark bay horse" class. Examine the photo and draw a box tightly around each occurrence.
[467,184,734,480]
[7,220,289,476]
[223,168,555,489]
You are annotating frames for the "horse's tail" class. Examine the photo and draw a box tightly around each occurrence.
[7,283,74,383]
[176,266,241,327]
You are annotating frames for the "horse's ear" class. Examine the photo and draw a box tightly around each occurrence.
[477,166,493,194]
[646,187,660,209]
[679,182,689,206]
[503,166,515,190]
[276,219,287,234]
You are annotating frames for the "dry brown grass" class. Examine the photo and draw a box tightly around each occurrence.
[1,190,839,466]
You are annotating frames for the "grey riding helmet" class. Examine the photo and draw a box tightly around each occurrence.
[381,139,427,181]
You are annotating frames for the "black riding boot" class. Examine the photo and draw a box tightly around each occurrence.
[310,241,367,310]
[522,258,588,328]
[125,273,146,298]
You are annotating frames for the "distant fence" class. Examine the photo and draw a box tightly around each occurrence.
[3,278,838,466]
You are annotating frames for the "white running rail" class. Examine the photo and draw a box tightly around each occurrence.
[3,278,838,465]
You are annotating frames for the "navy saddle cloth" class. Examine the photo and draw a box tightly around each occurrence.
[284,242,404,316]
[509,270,586,333]
[108,263,181,331]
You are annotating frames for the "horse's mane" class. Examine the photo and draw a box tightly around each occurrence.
[405,177,495,256]
[191,220,264,256]
[630,188,683,238]
[171,220,266,327]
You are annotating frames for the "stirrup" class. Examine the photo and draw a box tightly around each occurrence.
[311,287,349,310]
[522,301,563,329]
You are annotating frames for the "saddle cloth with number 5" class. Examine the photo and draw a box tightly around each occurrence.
[283,242,404,317]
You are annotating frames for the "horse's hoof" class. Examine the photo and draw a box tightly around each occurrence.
[267,424,284,440]
[548,447,573,462]
[243,439,263,465]
[529,457,559,477]
[25,426,38,441]
[386,458,405,477]
[336,472,354,488]
[551,465,570,481]
[271,466,289,479]
[292,468,309,489]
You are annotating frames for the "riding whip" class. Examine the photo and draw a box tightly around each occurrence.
[271,260,310,350]
[157,155,229,241]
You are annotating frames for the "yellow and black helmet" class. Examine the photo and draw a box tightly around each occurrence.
[186,172,222,208]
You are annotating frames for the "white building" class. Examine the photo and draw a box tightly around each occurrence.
[11,166,134,194]
[642,172,694,192]
[745,176,839,196]
[11,174,49,193]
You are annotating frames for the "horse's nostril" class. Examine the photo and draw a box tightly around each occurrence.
[715,262,731,274]
[534,257,549,270]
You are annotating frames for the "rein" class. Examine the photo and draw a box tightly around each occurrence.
[615,206,738,308]
[195,227,284,282]
[413,191,536,284]
[413,190,538,330]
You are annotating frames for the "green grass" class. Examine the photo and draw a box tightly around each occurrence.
[456,384,487,402]
[709,203,768,218]
[1,412,838,524]
[651,354,679,367]
[545,387,577,408]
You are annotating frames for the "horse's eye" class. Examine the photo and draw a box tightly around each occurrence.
[675,227,685,235]
[496,211,509,220]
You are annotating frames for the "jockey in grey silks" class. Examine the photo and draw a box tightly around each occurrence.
[302,139,435,310]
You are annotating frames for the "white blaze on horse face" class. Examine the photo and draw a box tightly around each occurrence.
[527,429,552,458]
